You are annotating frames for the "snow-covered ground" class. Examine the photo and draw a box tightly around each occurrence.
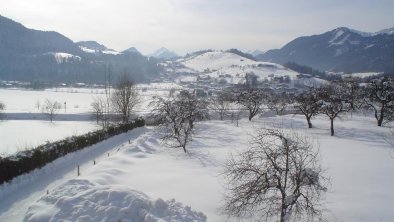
[0,85,179,154]
[1,114,393,221]
[0,88,102,113]
[0,120,99,155]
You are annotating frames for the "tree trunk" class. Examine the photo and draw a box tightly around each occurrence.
[280,208,286,222]
[377,108,384,126]
[330,118,334,136]
[377,118,383,126]
[307,116,312,128]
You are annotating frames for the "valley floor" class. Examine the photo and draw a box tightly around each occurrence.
[0,114,393,221]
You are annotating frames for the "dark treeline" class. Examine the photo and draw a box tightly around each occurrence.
[0,52,161,84]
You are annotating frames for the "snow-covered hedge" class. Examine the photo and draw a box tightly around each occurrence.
[0,118,145,184]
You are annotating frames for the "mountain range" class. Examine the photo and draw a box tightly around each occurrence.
[1,14,393,84]
[0,15,160,84]
[257,27,394,72]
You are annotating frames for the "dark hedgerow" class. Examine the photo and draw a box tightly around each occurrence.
[0,118,145,184]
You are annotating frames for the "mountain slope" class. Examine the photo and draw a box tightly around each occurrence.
[0,15,160,83]
[257,27,394,72]
[0,15,81,56]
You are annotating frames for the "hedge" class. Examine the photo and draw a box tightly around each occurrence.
[0,118,145,184]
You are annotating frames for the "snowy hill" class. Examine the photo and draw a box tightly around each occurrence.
[178,51,300,84]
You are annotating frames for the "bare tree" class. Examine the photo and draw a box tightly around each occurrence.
[318,83,350,136]
[234,88,266,121]
[35,100,40,111]
[223,128,328,222]
[266,92,291,116]
[340,77,362,117]
[209,91,231,120]
[293,87,322,128]
[42,99,61,122]
[150,91,208,152]
[112,74,140,123]
[91,96,106,126]
[363,77,394,126]
[0,101,5,119]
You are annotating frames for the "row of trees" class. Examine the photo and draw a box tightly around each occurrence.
[148,76,393,152]
[0,99,62,122]
[209,76,393,136]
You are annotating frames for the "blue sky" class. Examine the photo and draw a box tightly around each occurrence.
[1,0,393,54]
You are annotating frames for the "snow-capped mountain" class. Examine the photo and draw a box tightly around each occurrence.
[149,47,179,59]
[257,27,394,73]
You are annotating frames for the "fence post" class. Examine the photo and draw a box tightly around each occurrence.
[77,165,80,176]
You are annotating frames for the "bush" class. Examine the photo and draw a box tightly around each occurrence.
[0,118,145,184]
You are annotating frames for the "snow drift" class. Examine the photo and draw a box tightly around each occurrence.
[24,179,207,222]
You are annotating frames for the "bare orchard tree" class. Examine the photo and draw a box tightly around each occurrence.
[150,91,208,152]
[234,88,266,121]
[91,96,107,126]
[112,74,140,123]
[223,128,328,222]
[318,83,350,136]
[209,90,231,120]
[340,77,363,117]
[293,87,322,128]
[42,99,61,122]
[266,92,291,116]
[0,101,5,119]
[363,77,394,126]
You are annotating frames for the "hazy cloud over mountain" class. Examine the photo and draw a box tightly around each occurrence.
[1,0,393,54]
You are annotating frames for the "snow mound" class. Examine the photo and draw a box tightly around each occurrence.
[24,179,207,222]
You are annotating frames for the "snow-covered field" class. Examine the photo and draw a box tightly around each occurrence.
[0,120,99,155]
[0,88,102,113]
[0,85,179,155]
[1,114,393,221]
